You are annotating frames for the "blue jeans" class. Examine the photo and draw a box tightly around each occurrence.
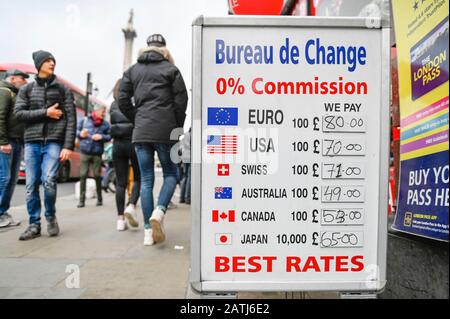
[24,142,61,225]
[135,143,177,229]
[0,140,23,215]
[180,163,191,202]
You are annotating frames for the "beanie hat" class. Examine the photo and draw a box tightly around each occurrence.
[146,34,166,47]
[32,50,55,71]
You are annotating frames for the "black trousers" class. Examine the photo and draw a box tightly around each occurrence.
[112,140,140,215]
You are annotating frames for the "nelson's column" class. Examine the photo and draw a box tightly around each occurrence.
[122,9,137,71]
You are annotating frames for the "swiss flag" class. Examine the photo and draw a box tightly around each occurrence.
[217,164,230,176]
[215,233,232,245]
[212,210,235,222]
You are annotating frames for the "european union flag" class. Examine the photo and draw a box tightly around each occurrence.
[214,187,233,199]
[207,107,238,126]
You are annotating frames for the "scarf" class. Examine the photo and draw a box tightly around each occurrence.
[91,113,103,126]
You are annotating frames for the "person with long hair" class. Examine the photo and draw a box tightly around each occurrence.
[110,79,141,231]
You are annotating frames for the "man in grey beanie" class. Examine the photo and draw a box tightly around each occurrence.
[14,50,76,240]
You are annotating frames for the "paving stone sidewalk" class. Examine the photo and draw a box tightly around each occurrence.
[0,178,339,299]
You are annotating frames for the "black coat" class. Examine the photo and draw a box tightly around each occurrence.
[110,101,133,141]
[14,75,76,150]
[118,49,188,144]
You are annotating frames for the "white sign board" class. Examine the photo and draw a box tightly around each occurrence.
[191,17,389,293]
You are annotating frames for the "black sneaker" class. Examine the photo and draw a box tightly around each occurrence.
[96,200,103,206]
[77,201,85,208]
[19,224,41,241]
[46,216,60,237]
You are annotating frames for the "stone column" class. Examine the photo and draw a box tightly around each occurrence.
[122,9,137,72]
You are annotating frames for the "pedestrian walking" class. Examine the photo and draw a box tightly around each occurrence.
[119,34,188,245]
[101,142,114,192]
[76,104,111,208]
[0,69,28,228]
[179,128,191,205]
[110,79,140,231]
[14,51,76,240]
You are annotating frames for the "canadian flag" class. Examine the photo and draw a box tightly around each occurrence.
[215,233,232,245]
[217,164,230,176]
[212,210,235,222]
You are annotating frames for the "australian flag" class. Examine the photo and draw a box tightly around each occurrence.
[207,107,238,126]
[214,187,232,199]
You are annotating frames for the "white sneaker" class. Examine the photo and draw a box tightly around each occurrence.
[144,229,154,246]
[6,213,20,226]
[117,219,128,231]
[149,207,165,243]
[167,201,177,210]
[0,214,11,228]
[124,204,139,228]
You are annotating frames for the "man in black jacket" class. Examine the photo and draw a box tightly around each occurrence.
[14,51,76,240]
[119,34,188,245]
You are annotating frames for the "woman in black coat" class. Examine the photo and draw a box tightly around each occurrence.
[110,79,140,231]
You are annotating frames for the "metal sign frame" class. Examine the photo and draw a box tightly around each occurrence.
[191,16,390,294]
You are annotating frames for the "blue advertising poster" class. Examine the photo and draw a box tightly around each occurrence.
[393,0,449,242]
[393,150,449,241]
[410,17,449,101]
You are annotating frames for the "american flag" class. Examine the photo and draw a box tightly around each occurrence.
[207,135,237,154]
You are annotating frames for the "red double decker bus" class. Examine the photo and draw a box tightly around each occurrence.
[0,63,108,182]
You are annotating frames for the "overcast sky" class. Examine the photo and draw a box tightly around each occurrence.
[0,0,228,106]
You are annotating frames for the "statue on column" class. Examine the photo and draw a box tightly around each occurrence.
[122,8,137,72]
[127,9,134,30]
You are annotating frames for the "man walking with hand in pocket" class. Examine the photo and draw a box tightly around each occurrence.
[14,50,76,241]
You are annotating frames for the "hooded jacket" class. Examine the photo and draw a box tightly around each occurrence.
[118,47,188,144]
[0,80,24,145]
[14,75,76,150]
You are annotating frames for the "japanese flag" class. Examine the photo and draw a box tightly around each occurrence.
[215,233,232,245]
